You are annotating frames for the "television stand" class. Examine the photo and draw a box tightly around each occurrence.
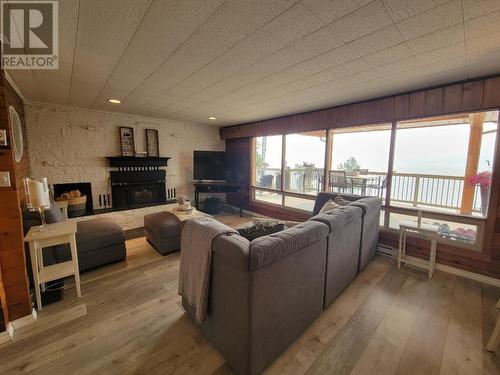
[193,181,243,217]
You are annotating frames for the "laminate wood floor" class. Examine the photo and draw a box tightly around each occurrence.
[1,213,499,375]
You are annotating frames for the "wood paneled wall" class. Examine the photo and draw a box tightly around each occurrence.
[0,263,7,330]
[220,76,500,139]
[223,75,500,280]
[226,138,251,208]
[0,72,31,321]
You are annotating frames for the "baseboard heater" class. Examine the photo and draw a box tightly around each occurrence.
[376,243,396,258]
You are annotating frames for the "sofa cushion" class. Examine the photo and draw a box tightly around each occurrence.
[213,233,250,270]
[349,197,382,215]
[334,195,351,206]
[76,218,124,254]
[311,206,362,231]
[249,220,328,271]
[237,221,285,242]
[45,206,67,223]
[22,206,66,233]
[319,199,340,214]
[144,211,180,238]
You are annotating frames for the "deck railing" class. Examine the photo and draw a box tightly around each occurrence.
[255,168,484,214]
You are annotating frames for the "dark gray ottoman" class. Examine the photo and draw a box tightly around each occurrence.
[76,218,126,271]
[144,212,181,255]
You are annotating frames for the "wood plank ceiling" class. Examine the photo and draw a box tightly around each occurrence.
[6,0,500,126]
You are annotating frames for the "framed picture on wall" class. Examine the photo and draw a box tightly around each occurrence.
[119,127,135,156]
[146,129,159,157]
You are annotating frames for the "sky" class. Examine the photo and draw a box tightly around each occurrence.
[259,122,498,176]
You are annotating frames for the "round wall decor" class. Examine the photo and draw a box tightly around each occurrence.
[9,106,23,162]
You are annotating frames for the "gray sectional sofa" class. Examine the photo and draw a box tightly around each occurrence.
[183,193,381,375]
[311,205,362,307]
[313,192,382,272]
[183,220,329,375]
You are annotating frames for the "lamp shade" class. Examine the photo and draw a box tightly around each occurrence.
[24,177,51,209]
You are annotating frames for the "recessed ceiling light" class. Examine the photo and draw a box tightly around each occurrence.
[108,99,121,104]
[208,116,216,120]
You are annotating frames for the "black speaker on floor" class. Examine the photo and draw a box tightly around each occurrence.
[204,197,221,214]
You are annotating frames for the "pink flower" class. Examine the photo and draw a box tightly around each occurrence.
[468,171,492,188]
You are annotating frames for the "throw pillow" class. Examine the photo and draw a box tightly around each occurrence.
[319,199,340,214]
[334,195,351,206]
[238,220,285,242]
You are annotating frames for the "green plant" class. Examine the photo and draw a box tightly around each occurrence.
[337,157,361,171]
[294,161,315,168]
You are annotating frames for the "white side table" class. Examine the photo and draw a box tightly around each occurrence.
[24,221,81,310]
[398,221,439,278]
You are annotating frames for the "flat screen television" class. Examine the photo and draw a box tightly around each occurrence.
[193,151,227,181]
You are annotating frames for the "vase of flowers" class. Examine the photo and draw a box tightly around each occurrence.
[468,171,491,216]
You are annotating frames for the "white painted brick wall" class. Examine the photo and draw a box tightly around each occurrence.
[25,103,225,210]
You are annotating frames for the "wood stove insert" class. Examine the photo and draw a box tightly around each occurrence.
[107,157,171,210]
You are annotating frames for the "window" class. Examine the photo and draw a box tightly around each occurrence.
[284,195,316,212]
[250,110,499,252]
[254,188,283,206]
[392,111,499,218]
[284,131,326,196]
[255,135,282,190]
[252,132,326,212]
[387,210,483,251]
[329,124,391,203]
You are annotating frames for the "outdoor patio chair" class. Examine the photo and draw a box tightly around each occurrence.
[260,174,274,189]
[366,174,387,198]
[328,170,352,193]
[351,169,369,194]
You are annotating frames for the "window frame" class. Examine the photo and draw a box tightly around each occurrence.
[250,110,499,254]
[252,132,327,213]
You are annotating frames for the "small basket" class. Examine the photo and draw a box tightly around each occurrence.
[57,195,87,217]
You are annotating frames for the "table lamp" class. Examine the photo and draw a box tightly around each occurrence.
[23,177,52,231]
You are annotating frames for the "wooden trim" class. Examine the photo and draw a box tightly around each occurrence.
[0,71,31,321]
[461,113,484,214]
[481,110,500,258]
[0,264,8,328]
[377,248,500,287]
[383,204,487,224]
[220,76,500,139]
[324,129,332,191]
[434,261,500,287]
[248,200,310,222]
[281,135,286,205]
[250,137,256,186]
[252,185,316,201]
[383,122,397,227]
